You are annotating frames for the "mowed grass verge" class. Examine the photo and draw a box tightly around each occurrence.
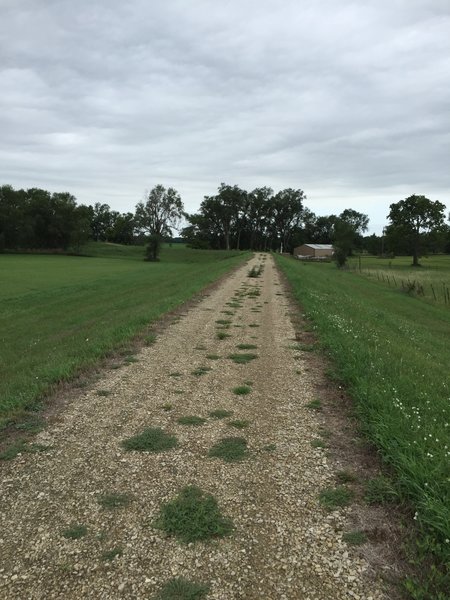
[276,255,450,595]
[0,244,249,425]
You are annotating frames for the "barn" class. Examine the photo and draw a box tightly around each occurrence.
[293,244,334,259]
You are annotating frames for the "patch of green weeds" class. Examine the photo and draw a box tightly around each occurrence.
[236,343,257,350]
[209,409,233,419]
[192,366,211,376]
[124,356,139,363]
[96,389,111,397]
[177,415,206,426]
[169,371,182,378]
[306,399,322,411]
[311,438,326,448]
[155,577,210,600]
[248,323,259,328]
[216,319,231,325]
[206,354,220,360]
[209,437,248,462]
[364,476,398,504]
[62,524,88,539]
[228,353,258,364]
[342,531,367,546]
[122,427,178,452]
[14,416,45,432]
[144,333,157,346]
[336,470,357,483]
[153,485,233,543]
[232,385,252,395]
[221,310,234,316]
[161,403,173,411]
[319,486,354,511]
[216,331,230,340]
[228,419,249,429]
[98,493,131,510]
[101,547,123,561]
[0,441,49,461]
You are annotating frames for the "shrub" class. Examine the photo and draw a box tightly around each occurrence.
[122,428,178,452]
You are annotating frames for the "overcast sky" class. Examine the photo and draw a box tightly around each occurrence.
[1,0,449,234]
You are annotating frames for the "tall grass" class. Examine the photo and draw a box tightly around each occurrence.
[276,255,450,595]
[0,244,248,424]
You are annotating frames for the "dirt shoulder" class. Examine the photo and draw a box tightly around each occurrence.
[0,254,401,599]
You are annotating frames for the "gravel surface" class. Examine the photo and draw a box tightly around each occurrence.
[0,255,388,599]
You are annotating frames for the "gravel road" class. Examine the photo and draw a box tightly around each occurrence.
[0,254,388,599]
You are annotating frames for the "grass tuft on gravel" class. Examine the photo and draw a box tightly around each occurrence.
[228,353,258,364]
[177,415,206,426]
[191,366,211,376]
[216,331,230,340]
[122,428,178,453]
[342,531,368,546]
[101,547,123,561]
[319,486,354,511]
[306,399,322,411]
[155,577,210,600]
[232,385,252,395]
[209,409,233,419]
[154,485,233,543]
[228,419,250,429]
[236,343,258,350]
[209,437,248,462]
[62,524,88,539]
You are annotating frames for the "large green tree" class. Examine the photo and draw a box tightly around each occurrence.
[387,195,447,266]
[135,185,184,237]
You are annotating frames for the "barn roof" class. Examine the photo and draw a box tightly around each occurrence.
[303,244,333,250]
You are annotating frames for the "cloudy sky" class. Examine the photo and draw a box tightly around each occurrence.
[1,0,449,234]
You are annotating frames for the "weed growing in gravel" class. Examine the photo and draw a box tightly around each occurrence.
[62,524,88,539]
[228,419,250,429]
[209,409,233,419]
[336,470,357,483]
[144,333,157,346]
[192,366,211,376]
[342,531,367,546]
[209,437,248,462]
[364,476,398,504]
[216,319,231,325]
[226,302,241,308]
[228,353,258,364]
[194,344,207,350]
[319,486,354,511]
[0,441,50,460]
[122,428,178,453]
[216,331,230,340]
[101,547,123,561]
[169,372,182,378]
[232,385,252,395]
[155,577,210,599]
[154,485,233,543]
[248,323,259,328]
[310,438,327,448]
[161,403,173,411]
[98,493,131,510]
[173,389,184,395]
[177,416,206,426]
[306,399,322,411]
[236,343,257,350]
[96,390,111,397]
[221,310,234,315]
[124,356,139,364]
[206,354,220,360]
[248,265,263,278]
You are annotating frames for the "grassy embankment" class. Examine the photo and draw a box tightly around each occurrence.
[0,243,249,426]
[276,254,450,598]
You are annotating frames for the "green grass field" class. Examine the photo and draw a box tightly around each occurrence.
[276,255,450,597]
[347,255,450,307]
[0,243,248,425]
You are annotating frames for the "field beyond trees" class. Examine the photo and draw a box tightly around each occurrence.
[276,254,450,596]
[0,244,248,426]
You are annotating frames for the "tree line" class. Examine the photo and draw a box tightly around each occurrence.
[1,183,448,264]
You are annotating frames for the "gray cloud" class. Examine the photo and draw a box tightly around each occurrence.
[1,0,449,233]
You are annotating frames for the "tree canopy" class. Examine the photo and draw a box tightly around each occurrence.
[387,195,447,266]
[135,185,184,237]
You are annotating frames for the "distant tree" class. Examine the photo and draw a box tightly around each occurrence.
[89,202,114,241]
[387,195,447,266]
[270,188,305,252]
[135,185,184,237]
